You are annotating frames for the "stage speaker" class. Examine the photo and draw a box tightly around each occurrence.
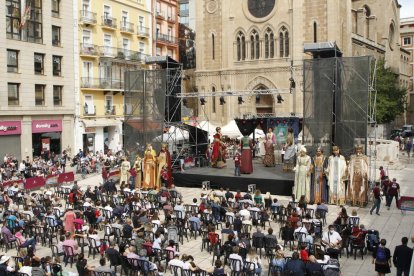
[202,181,210,190]
[248,184,256,193]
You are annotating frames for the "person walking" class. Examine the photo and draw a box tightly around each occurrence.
[386,178,400,210]
[370,182,382,215]
[373,239,392,276]
[406,139,412,157]
[393,237,413,276]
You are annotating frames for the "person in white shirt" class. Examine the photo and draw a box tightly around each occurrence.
[321,225,342,259]
[229,246,244,272]
[168,252,184,267]
[239,204,251,221]
[174,201,186,220]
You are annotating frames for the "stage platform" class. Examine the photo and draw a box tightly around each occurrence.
[173,159,295,196]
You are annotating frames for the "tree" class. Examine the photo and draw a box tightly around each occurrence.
[374,58,406,124]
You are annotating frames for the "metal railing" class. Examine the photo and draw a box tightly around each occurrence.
[101,16,117,28]
[156,33,178,44]
[105,105,116,115]
[80,10,97,24]
[120,21,134,33]
[155,10,165,18]
[137,26,150,37]
[81,77,124,90]
[99,46,147,62]
[80,43,99,56]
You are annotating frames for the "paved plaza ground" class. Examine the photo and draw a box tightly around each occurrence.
[10,161,414,275]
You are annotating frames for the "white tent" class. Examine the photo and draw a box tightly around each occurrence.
[238,129,265,139]
[221,120,242,138]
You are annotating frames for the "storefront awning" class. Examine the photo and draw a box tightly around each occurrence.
[82,118,121,128]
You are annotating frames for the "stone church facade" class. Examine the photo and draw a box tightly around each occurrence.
[194,0,404,126]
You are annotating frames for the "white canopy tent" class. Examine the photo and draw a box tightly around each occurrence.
[221,120,242,138]
[238,129,265,139]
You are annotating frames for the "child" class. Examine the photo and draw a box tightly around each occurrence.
[233,152,241,176]
[300,244,309,261]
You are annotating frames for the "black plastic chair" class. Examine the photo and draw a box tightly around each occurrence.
[229,258,244,276]
[63,245,77,267]
[87,237,101,259]
[106,250,121,273]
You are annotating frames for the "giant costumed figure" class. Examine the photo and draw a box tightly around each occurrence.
[211,127,226,168]
[133,155,142,189]
[157,143,173,187]
[326,146,347,205]
[263,128,276,167]
[293,146,312,201]
[283,127,296,172]
[120,157,131,184]
[348,145,369,206]
[143,144,157,189]
[311,147,328,203]
[240,135,253,174]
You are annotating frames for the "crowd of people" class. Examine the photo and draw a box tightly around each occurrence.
[0,173,410,276]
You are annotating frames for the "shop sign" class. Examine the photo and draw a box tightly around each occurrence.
[0,121,21,136]
[84,127,96,133]
[32,120,62,133]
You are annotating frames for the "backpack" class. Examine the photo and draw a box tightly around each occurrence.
[376,247,387,263]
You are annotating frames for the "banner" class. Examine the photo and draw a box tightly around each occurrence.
[107,169,120,183]
[41,138,51,152]
[45,174,59,186]
[2,179,24,188]
[58,172,75,183]
[24,176,45,190]
[275,124,288,145]
[398,196,414,211]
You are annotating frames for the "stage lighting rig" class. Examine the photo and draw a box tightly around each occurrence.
[277,94,284,103]
[238,96,244,104]
[200,97,206,105]
[219,96,226,105]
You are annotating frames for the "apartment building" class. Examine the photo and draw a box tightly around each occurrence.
[0,0,75,160]
[153,0,179,59]
[75,0,152,154]
[401,17,414,123]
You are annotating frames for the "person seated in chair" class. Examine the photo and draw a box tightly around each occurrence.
[321,225,342,259]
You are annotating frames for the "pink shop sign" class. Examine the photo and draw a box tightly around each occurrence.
[32,120,62,133]
[0,121,21,136]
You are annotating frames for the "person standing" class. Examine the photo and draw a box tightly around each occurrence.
[370,182,382,215]
[372,239,392,276]
[240,136,253,174]
[326,146,347,206]
[293,146,312,202]
[393,237,413,276]
[386,178,400,210]
[233,151,241,177]
[406,139,412,157]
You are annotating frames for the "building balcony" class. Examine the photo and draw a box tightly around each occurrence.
[101,16,117,30]
[81,77,124,90]
[156,10,165,19]
[167,15,176,23]
[105,105,116,115]
[80,10,97,25]
[98,46,148,62]
[137,26,150,38]
[156,33,178,45]
[120,21,135,34]
[80,43,100,57]
[83,104,96,116]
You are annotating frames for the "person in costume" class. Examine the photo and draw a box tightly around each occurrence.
[326,146,347,205]
[120,157,131,185]
[211,127,226,168]
[240,135,253,174]
[133,154,142,189]
[311,147,328,203]
[157,143,172,188]
[283,127,296,172]
[348,145,369,206]
[293,146,312,202]
[143,144,157,189]
[263,127,276,167]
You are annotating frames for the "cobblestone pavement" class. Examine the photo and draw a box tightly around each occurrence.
[9,163,414,275]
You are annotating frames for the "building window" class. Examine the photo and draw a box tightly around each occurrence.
[53,55,62,76]
[403,37,412,46]
[8,83,19,106]
[156,47,161,56]
[82,29,91,45]
[26,0,43,43]
[212,86,216,113]
[250,30,260,59]
[6,0,21,40]
[313,22,317,43]
[52,25,61,46]
[139,42,145,53]
[34,53,45,75]
[389,22,395,50]
[51,0,60,17]
[212,34,215,60]
[279,26,289,58]
[53,85,62,106]
[7,49,18,73]
[236,31,246,61]
[35,84,45,106]
[264,28,274,59]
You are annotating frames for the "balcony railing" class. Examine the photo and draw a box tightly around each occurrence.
[81,77,124,90]
[101,16,117,29]
[155,10,165,19]
[80,10,97,24]
[120,21,134,33]
[83,104,96,116]
[167,14,175,23]
[105,105,116,115]
[156,33,178,44]
[80,43,100,56]
[99,46,148,62]
[137,26,150,37]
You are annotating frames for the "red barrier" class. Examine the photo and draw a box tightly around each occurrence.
[58,172,75,183]
[24,176,45,190]
[2,179,24,188]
